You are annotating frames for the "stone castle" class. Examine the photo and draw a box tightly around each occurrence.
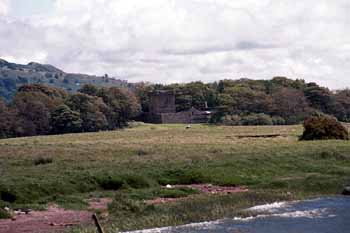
[146,90,212,124]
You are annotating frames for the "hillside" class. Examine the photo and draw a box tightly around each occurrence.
[0,58,129,101]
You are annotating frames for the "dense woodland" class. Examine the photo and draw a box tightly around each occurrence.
[1,76,350,138]
[0,84,139,138]
[135,77,350,125]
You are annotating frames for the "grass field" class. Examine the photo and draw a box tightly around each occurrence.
[1,123,350,231]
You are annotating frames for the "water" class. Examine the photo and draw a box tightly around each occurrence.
[125,196,350,233]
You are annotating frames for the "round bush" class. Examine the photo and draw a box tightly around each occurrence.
[300,115,349,140]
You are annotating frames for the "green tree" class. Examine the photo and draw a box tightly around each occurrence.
[334,89,350,122]
[271,88,310,124]
[50,104,82,134]
[97,87,140,128]
[10,84,67,136]
[0,99,13,138]
[133,82,155,112]
[78,84,99,96]
[12,92,52,136]
[66,93,108,132]
[304,83,334,113]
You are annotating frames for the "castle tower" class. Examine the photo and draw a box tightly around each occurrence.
[149,90,176,114]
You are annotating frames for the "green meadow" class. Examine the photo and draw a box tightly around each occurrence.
[0,123,349,231]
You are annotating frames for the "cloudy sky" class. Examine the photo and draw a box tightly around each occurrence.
[0,0,349,88]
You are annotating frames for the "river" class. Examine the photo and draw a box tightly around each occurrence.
[125,196,350,233]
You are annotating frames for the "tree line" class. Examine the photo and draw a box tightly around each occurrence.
[134,77,350,125]
[1,76,350,138]
[0,84,139,138]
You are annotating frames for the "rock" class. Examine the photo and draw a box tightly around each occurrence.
[14,210,26,215]
[342,186,350,195]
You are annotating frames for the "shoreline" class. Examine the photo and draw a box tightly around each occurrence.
[122,195,349,233]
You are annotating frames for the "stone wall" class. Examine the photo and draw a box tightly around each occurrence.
[146,90,212,124]
[161,112,192,124]
[160,108,211,124]
[149,90,176,114]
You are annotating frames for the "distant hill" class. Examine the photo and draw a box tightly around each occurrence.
[0,58,130,101]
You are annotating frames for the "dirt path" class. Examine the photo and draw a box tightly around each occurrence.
[0,205,90,233]
[0,198,113,233]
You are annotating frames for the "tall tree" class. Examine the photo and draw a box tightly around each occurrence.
[271,88,310,124]
[65,93,108,132]
[50,104,82,134]
[304,83,334,113]
[334,89,350,122]
[97,87,140,128]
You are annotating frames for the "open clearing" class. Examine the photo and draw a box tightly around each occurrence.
[0,124,350,232]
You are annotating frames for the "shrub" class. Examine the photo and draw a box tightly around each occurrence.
[34,157,53,166]
[0,189,17,203]
[220,115,241,126]
[272,116,286,125]
[220,114,278,126]
[97,175,124,190]
[300,115,349,140]
[241,113,273,126]
[136,149,149,156]
[0,208,11,219]
[123,174,155,189]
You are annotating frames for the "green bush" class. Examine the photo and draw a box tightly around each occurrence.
[241,113,273,126]
[220,115,241,126]
[272,116,286,125]
[0,208,11,219]
[34,156,53,166]
[0,188,17,203]
[97,175,124,190]
[220,114,278,126]
[123,174,155,189]
[300,115,349,140]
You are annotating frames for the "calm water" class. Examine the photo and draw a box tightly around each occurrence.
[126,196,350,233]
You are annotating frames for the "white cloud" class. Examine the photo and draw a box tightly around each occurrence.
[0,0,9,16]
[1,0,350,89]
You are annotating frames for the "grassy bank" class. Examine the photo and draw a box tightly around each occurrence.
[0,124,350,231]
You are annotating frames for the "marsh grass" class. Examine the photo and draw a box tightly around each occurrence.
[105,189,305,231]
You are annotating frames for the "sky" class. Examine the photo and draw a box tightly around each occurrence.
[0,0,349,89]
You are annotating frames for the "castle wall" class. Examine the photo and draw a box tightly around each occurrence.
[146,90,212,124]
[149,91,176,114]
[161,112,192,124]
